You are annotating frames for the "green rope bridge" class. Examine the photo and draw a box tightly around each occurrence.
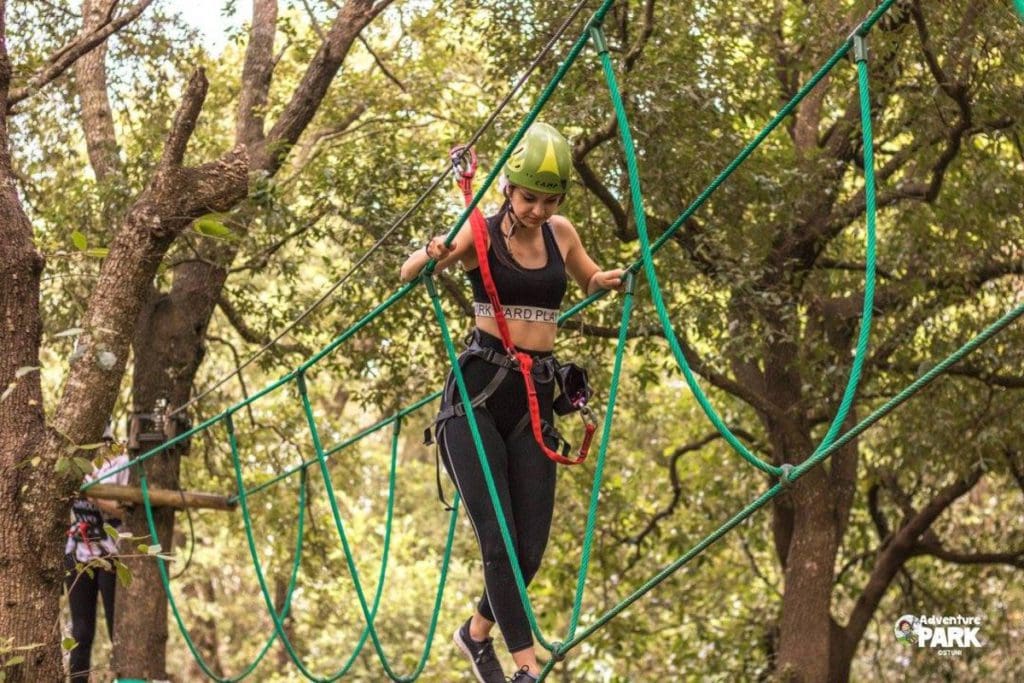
[83,1,1024,679]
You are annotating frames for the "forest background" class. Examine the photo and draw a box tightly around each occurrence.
[0,0,1022,681]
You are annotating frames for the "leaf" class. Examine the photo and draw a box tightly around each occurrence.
[83,248,109,258]
[194,214,233,240]
[54,458,71,474]
[54,327,84,339]
[0,384,15,403]
[61,637,77,651]
[103,524,119,541]
[70,231,87,251]
[147,543,162,555]
[72,457,94,475]
[136,543,149,554]
[3,656,23,667]
[14,366,39,379]
[114,560,132,588]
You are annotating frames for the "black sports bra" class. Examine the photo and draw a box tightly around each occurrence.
[467,208,568,315]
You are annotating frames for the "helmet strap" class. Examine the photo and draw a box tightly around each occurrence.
[501,193,524,237]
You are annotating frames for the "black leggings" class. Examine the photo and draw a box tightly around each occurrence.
[438,331,558,653]
[64,553,116,683]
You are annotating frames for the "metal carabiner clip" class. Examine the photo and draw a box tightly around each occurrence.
[576,404,598,459]
[449,144,478,181]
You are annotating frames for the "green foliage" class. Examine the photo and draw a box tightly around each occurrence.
[13,0,1024,680]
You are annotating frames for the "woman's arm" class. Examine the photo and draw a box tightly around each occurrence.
[87,497,122,517]
[554,216,625,295]
[399,218,478,282]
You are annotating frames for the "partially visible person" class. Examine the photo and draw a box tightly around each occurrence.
[64,421,130,683]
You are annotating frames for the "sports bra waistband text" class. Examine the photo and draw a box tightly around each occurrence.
[473,302,559,324]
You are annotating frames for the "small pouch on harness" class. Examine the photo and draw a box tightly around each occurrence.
[553,361,593,416]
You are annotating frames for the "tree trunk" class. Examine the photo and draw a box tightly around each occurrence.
[761,327,842,681]
[76,0,122,184]
[108,1,390,670]
[776,464,837,682]
[111,262,227,679]
[0,5,67,677]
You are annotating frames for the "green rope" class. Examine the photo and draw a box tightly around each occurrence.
[230,390,441,503]
[138,467,307,681]
[563,273,636,645]
[228,411,458,681]
[590,13,885,480]
[295,372,458,681]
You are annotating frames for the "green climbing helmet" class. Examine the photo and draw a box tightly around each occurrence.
[504,122,572,195]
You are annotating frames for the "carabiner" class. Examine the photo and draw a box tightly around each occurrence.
[449,144,478,181]
[576,404,598,459]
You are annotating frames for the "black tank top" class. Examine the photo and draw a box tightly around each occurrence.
[467,209,568,311]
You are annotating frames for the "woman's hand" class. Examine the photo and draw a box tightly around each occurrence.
[400,235,458,282]
[425,236,456,261]
[588,268,627,294]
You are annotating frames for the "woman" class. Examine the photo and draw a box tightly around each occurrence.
[401,122,624,682]
[64,422,130,683]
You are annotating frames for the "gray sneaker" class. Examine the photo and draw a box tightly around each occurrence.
[507,666,539,682]
[454,618,505,683]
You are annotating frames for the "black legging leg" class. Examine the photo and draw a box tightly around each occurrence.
[65,554,117,683]
[98,563,116,638]
[440,404,557,653]
[66,554,98,683]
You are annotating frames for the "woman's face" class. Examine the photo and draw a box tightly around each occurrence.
[508,186,562,228]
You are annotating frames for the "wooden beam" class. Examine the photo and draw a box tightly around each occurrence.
[86,484,235,511]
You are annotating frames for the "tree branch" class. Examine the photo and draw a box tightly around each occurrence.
[229,204,329,275]
[264,0,394,173]
[1005,448,1024,499]
[880,363,1024,389]
[235,0,279,149]
[215,296,311,358]
[358,34,406,92]
[75,0,122,182]
[206,335,257,428]
[159,69,208,171]
[7,0,155,107]
[910,542,1024,569]
[842,465,984,647]
[619,431,761,564]
[573,152,629,239]
[621,0,655,72]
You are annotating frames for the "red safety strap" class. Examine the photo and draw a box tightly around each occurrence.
[449,145,590,465]
[69,519,98,556]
